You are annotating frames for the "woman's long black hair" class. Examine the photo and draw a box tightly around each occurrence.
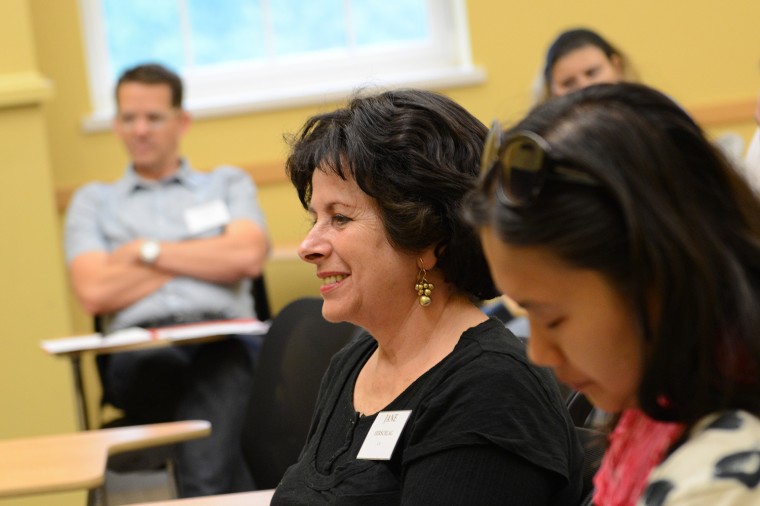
[467,82,760,427]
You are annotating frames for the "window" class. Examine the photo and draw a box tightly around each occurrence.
[78,0,483,131]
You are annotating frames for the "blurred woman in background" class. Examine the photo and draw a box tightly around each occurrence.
[533,27,637,104]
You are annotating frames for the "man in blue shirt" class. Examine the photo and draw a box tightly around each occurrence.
[65,63,269,496]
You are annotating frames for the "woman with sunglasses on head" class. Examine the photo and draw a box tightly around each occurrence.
[466,82,760,505]
[533,28,637,104]
[271,88,584,505]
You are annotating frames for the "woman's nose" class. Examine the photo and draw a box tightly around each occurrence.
[526,327,564,369]
[298,226,327,263]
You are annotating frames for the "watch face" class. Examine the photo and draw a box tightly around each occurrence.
[140,240,160,264]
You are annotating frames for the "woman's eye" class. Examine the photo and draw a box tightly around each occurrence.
[332,214,351,226]
[546,317,565,330]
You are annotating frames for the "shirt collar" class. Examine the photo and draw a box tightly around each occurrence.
[120,158,202,193]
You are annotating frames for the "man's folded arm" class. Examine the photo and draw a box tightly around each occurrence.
[69,219,267,315]
[153,219,269,283]
[69,250,174,315]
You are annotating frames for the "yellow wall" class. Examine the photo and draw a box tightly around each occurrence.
[31,0,760,326]
[0,1,757,503]
[1,0,83,504]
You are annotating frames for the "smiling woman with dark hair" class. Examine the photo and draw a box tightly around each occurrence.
[467,82,760,505]
[271,88,584,505]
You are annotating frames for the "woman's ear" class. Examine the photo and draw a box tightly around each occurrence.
[418,247,438,271]
[610,54,624,79]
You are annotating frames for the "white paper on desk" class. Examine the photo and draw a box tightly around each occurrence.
[40,327,150,354]
[40,319,270,355]
[103,327,153,345]
[40,333,103,354]
[157,320,271,341]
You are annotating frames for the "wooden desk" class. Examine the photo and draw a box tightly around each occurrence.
[0,420,211,499]
[130,489,275,505]
[41,319,271,429]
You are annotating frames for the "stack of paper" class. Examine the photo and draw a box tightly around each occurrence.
[41,319,271,355]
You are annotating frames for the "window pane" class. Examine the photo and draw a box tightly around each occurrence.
[83,0,478,128]
[271,0,346,55]
[353,0,429,46]
[102,0,184,79]
[187,0,266,66]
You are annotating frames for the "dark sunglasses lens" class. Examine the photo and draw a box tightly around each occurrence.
[501,137,545,205]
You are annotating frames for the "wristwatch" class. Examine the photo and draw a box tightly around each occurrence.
[139,240,161,265]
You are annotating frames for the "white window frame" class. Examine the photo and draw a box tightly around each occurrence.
[77,0,484,132]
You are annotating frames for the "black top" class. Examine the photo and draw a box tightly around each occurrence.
[272,318,583,505]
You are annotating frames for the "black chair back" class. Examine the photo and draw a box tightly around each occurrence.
[566,389,595,427]
[242,297,359,489]
[576,426,607,505]
[251,275,271,321]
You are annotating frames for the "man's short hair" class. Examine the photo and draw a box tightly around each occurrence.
[115,63,184,109]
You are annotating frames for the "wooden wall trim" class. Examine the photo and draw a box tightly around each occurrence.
[688,97,756,127]
[54,96,758,213]
[0,72,53,109]
[56,160,287,213]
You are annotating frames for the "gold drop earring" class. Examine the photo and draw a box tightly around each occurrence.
[415,258,433,307]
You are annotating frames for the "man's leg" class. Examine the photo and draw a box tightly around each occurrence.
[106,346,192,423]
[173,337,256,497]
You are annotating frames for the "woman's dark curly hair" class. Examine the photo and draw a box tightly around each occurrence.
[285,88,498,301]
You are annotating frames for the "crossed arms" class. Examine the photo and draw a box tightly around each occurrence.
[69,219,268,315]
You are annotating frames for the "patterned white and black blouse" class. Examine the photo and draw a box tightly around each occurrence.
[640,410,760,505]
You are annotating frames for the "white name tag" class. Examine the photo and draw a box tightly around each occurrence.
[184,200,231,234]
[357,410,412,460]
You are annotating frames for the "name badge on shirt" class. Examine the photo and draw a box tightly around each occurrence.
[357,410,412,460]
[184,200,231,234]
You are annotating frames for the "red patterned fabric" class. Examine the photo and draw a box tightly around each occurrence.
[593,409,685,506]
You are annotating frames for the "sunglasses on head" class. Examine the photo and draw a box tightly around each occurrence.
[479,120,599,207]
